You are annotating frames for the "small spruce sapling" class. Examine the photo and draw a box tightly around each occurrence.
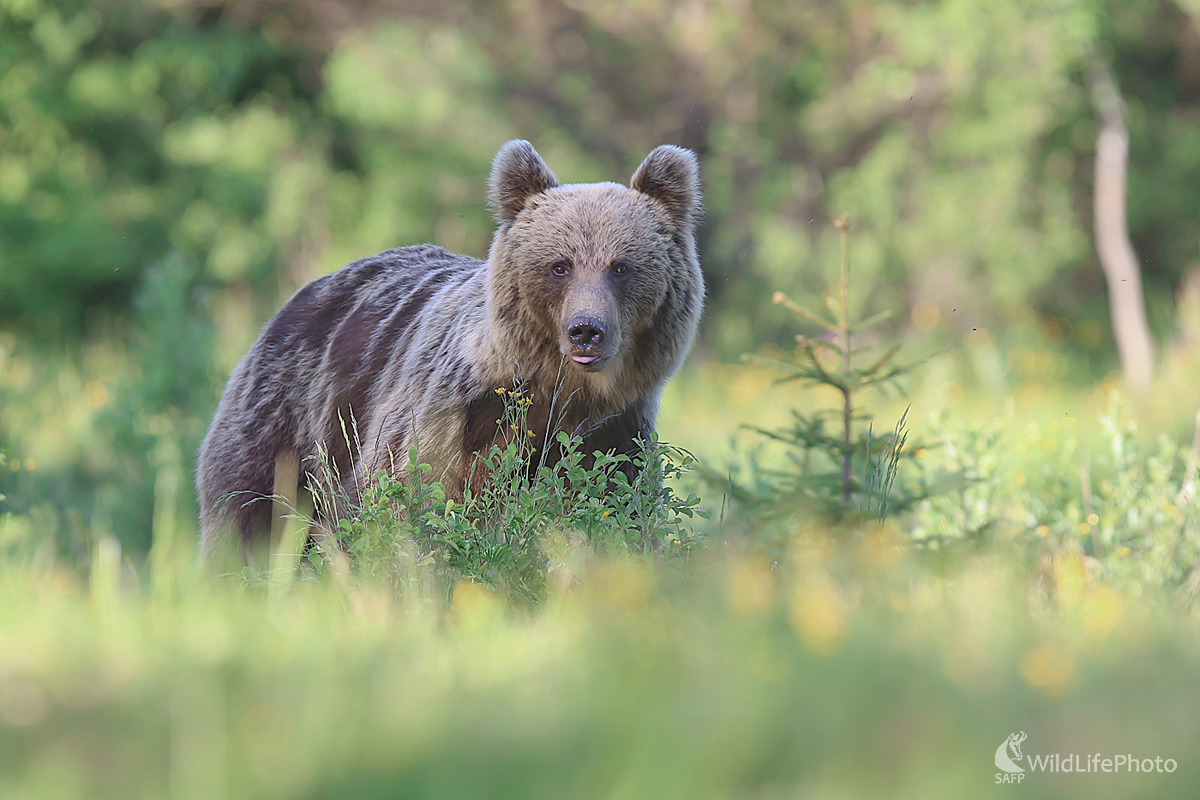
[737,215,930,524]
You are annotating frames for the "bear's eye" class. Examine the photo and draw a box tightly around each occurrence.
[612,261,629,276]
[551,260,570,276]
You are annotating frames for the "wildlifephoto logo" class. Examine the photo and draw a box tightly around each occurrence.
[995,731,1027,778]
[994,732,1177,785]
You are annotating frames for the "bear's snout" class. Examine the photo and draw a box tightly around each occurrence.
[568,317,605,347]
[565,314,612,370]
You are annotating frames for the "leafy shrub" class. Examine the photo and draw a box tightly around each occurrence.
[908,394,1200,603]
[314,388,705,603]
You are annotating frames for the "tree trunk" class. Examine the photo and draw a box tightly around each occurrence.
[1091,64,1155,392]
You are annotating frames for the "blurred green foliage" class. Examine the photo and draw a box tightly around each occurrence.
[0,0,324,330]
[3,0,1200,345]
[1,499,1199,798]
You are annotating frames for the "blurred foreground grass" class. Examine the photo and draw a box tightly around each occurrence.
[0,524,1198,798]
[6,323,1200,797]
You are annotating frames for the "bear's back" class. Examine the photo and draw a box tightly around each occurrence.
[197,244,485,552]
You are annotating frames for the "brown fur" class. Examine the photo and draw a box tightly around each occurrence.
[196,141,704,558]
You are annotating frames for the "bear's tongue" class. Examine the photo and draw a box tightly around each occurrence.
[572,354,599,364]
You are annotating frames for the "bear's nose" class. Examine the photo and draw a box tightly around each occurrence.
[568,317,605,347]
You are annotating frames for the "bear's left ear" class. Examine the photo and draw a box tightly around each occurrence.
[631,145,702,229]
[488,140,559,224]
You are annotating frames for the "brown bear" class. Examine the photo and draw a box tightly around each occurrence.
[196,140,704,558]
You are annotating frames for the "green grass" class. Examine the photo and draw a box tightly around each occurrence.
[0,529,1197,799]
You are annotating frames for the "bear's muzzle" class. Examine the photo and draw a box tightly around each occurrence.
[565,314,612,371]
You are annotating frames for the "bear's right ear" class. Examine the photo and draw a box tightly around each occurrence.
[488,140,559,224]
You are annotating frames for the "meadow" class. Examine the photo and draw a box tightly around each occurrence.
[3,289,1200,798]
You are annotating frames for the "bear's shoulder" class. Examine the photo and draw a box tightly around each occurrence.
[301,244,481,304]
[337,244,482,283]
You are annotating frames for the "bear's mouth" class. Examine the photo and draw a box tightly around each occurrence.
[566,349,607,372]
[571,352,604,371]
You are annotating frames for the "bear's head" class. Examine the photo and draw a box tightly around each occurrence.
[485,140,703,401]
